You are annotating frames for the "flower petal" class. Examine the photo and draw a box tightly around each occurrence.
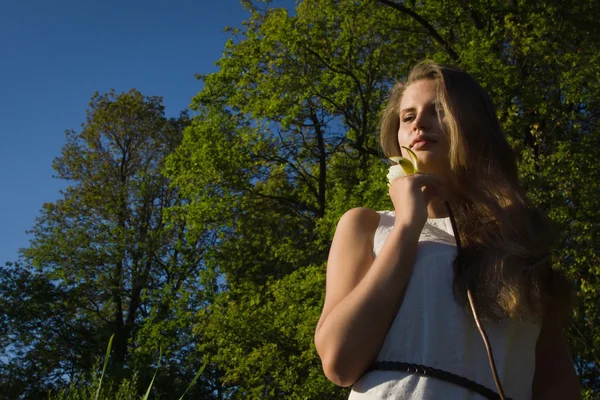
[401,146,419,170]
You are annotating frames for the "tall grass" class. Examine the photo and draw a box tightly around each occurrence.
[48,335,206,400]
[95,334,114,400]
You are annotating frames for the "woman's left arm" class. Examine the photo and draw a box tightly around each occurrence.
[532,310,581,400]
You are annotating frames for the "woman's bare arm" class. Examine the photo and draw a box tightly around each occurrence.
[314,207,421,387]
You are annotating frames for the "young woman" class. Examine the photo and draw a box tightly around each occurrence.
[314,61,581,399]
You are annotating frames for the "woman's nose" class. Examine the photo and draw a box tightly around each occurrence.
[412,114,427,130]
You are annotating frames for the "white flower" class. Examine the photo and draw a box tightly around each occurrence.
[386,164,408,183]
[387,146,419,186]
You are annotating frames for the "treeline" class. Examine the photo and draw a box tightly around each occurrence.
[1,0,599,398]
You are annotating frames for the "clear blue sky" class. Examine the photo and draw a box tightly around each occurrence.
[0,0,294,266]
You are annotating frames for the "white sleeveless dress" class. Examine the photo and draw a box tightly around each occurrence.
[348,211,541,400]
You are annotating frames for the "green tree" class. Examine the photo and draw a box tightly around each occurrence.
[0,90,213,399]
[165,0,410,396]
[3,0,599,398]
[167,0,600,397]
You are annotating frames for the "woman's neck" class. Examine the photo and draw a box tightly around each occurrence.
[427,198,449,218]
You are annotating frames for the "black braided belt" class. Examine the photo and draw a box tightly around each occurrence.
[367,361,513,400]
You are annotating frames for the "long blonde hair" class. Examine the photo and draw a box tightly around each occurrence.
[380,61,574,321]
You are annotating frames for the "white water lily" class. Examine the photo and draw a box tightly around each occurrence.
[387,146,419,186]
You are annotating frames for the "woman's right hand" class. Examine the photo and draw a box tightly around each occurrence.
[389,173,445,230]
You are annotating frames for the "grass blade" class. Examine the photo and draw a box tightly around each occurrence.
[94,334,114,400]
[178,362,207,400]
[141,346,162,400]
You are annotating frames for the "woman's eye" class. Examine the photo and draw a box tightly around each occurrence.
[401,115,414,123]
[435,104,445,117]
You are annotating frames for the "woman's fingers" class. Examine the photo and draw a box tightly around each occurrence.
[389,173,447,229]
[409,173,447,200]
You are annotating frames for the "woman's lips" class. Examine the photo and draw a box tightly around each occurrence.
[411,140,435,150]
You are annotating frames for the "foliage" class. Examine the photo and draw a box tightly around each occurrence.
[49,366,140,400]
[0,90,212,398]
[46,334,205,400]
[2,0,600,398]
[168,0,600,397]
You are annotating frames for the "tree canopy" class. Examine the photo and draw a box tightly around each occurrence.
[2,0,599,398]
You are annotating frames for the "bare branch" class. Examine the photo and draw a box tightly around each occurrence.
[374,0,459,61]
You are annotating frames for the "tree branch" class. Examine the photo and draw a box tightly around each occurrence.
[456,0,485,30]
[374,0,459,61]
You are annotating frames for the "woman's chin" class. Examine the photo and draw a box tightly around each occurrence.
[416,157,449,176]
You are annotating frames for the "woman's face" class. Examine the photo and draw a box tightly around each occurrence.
[397,79,450,177]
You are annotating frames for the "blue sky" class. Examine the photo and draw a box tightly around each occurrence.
[0,0,294,266]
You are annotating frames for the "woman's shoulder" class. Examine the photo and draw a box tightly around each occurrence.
[336,208,383,236]
[338,206,380,222]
